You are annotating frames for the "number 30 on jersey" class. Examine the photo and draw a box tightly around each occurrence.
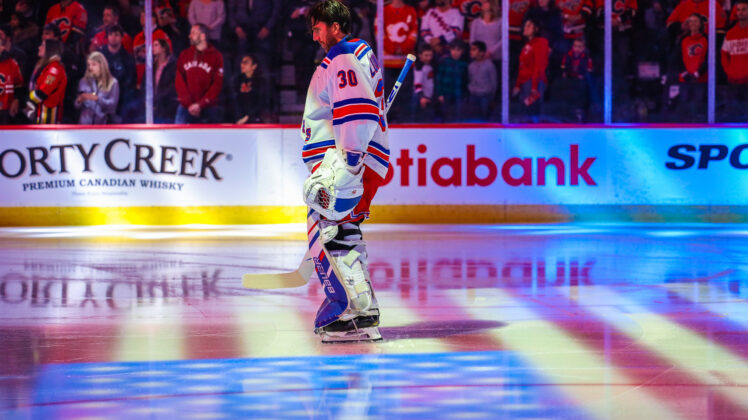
[337,70,358,88]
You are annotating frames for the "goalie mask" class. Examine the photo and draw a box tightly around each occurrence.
[303,148,364,221]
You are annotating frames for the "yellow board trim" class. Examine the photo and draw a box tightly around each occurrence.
[0,205,747,226]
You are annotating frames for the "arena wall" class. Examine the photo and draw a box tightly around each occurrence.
[1,125,747,226]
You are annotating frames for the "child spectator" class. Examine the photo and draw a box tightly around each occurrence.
[468,40,497,120]
[153,38,178,124]
[512,19,549,121]
[436,39,468,121]
[25,38,66,124]
[559,37,593,121]
[721,0,748,121]
[413,43,437,122]
[75,51,120,124]
[0,25,24,124]
[232,54,268,124]
[175,24,223,124]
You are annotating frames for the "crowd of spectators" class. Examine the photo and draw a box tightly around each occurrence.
[0,0,746,125]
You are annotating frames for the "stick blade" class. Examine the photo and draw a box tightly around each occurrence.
[242,270,308,289]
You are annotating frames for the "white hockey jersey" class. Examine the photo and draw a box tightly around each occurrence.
[301,36,389,179]
[419,7,464,44]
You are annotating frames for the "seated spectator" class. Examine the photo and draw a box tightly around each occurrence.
[99,24,136,120]
[153,38,178,124]
[25,38,67,124]
[721,0,748,121]
[471,0,502,64]
[232,54,268,124]
[412,43,437,122]
[188,0,226,48]
[0,25,24,125]
[75,51,120,124]
[467,41,497,120]
[175,24,223,124]
[89,5,133,54]
[559,37,593,121]
[420,0,464,59]
[512,19,550,122]
[436,39,468,122]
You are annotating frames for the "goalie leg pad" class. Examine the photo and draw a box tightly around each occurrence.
[303,148,364,221]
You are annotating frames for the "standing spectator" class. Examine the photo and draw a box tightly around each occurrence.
[227,0,280,66]
[89,5,133,54]
[285,0,317,102]
[721,0,748,121]
[467,40,497,120]
[25,38,67,124]
[667,14,707,120]
[2,20,30,85]
[175,23,224,124]
[99,24,136,120]
[0,25,24,124]
[45,0,88,44]
[524,0,563,79]
[232,53,267,124]
[382,0,418,121]
[556,0,587,58]
[8,11,38,55]
[187,0,225,48]
[559,37,593,121]
[420,0,465,58]
[153,38,178,124]
[435,39,468,121]
[413,43,437,122]
[508,0,536,67]
[667,0,727,36]
[133,10,173,90]
[41,23,83,124]
[471,0,502,63]
[512,19,549,121]
[157,4,190,56]
[75,51,120,124]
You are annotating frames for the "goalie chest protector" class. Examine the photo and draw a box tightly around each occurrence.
[301,36,390,179]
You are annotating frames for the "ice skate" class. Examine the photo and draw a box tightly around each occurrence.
[315,316,383,343]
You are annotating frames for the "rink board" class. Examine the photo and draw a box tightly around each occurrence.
[1,125,747,225]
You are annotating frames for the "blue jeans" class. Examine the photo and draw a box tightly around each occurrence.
[175,104,221,124]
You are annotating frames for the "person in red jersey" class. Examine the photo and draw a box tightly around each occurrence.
[513,18,549,121]
[380,0,418,121]
[721,0,748,121]
[175,23,223,123]
[89,5,133,54]
[666,0,726,36]
[666,13,707,121]
[25,38,67,124]
[45,0,88,44]
[0,25,24,124]
[133,10,173,90]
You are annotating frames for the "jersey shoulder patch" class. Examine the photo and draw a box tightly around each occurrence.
[322,37,372,69]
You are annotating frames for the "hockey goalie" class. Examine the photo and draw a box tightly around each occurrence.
[300,0,390,343]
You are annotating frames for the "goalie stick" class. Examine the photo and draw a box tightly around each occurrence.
[242,55,416,290]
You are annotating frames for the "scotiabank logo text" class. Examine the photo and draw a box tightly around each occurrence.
[666,144,748,169]
[382,144,597,187]
[0,138,226,180]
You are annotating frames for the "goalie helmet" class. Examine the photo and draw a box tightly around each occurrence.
[303,148,364,221]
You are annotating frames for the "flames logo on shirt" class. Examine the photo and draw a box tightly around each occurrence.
[386,22,410,44]
[688,43,704,57]
[458,0,483,19]
[50,17,72,39]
